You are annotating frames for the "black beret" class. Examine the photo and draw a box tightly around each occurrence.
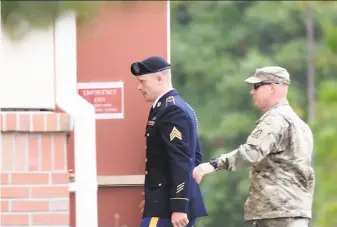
[131,56,171,76]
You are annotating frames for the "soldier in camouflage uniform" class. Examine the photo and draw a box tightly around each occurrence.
[193,66,315,227]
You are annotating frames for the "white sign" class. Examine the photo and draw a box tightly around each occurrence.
[77,81,124,119]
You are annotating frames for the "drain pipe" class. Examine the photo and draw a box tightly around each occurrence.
[54,12,98,227]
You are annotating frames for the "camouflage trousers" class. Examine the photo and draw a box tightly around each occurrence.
[252,217,310,227]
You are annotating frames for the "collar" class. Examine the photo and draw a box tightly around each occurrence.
[270,99,289,110]
[256,99,289,124]
[152,88,174,108]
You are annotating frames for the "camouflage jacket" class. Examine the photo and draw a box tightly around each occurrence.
[217,100,315,220]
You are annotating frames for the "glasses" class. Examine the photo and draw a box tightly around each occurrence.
[253,82,278,89]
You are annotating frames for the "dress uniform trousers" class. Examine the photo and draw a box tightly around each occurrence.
[141,217,196,227]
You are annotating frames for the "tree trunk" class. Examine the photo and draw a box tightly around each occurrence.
[306,3,316,123]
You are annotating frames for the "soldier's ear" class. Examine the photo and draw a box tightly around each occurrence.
[156,73,164,84]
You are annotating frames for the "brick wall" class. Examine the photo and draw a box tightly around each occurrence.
[0,112,72,227]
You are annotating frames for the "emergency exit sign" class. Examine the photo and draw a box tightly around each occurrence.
[77,81,124,119]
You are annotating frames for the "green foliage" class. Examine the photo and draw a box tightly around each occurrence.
[1,1,104,41]
[311,81,337,227]
[171,1,337,226]
[313,11,337,227]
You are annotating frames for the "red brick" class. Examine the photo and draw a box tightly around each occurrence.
[4,113,17,131]
[1,214,30,225]
[32,213,69,225]
[46,113,57,131]
[11,173,49,185]
[54,133,66,170]
[41,134,52,171]
[14,134,27,171]
[31,186,68,198]
[1,173,10,184]
[32,114,45,132]
[12,200,49,212]
[49,199,69,211]
[1,187,29,198]
[19,113,30,131]
[28,134,40,171]
[1,133,14,171]
[52,173,69,184]
[1,200,9,212]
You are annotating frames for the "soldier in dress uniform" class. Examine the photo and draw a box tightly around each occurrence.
[193,66,316,227]
[130,56,208,227]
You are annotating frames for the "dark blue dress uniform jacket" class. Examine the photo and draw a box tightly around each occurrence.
[143,89,208,220]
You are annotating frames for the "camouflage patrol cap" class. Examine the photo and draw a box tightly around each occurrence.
[245,66,291,85]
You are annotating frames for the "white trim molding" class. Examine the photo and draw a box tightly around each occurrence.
[167,0,171,63]
[97,175,145,187]
[54,12,98,227]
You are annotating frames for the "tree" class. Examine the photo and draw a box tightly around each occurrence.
[0,1,119,41]
[311,81,337,227]
[171,1,337,226]
[311,7,337,225]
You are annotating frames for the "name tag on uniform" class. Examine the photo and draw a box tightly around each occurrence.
[147,120,155,126]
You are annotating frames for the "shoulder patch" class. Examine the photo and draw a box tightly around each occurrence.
[251,129,263,138]
[165,96,176,107]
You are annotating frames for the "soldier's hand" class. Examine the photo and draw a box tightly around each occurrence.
[193,163,215,184]
[139,200,144,213]
[139,192,145,213]
[171,212,189,227]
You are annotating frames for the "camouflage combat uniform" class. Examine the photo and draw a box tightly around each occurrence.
[253,217,310,227]
[216,99,315,226]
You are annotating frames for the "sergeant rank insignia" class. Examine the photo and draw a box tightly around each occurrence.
[170,127,182,141]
